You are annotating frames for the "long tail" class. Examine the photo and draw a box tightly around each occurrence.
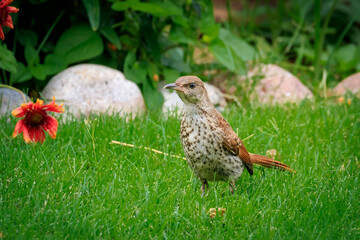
[249,153,294,172]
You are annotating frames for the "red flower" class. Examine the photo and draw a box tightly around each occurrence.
[12,97,65,143]
[0,0,19,41]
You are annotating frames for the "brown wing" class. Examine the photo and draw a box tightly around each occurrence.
[216,114,254,175]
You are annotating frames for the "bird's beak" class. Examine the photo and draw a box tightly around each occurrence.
[164,83,183,92]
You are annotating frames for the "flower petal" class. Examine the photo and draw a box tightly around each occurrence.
[42,116,58,139]
[7,6,19,13]
[12,119,24,138]
[3,15,14,29]
[34,99,44,108]
[12,119,31,143]
[22,125,31,143]
[43,97,65,113]
[0,0,14,8]
[12,106,25,117]
[21,102,33,110]
[0,27,4,41]
[28,127,45,143]
[12,102,32,117]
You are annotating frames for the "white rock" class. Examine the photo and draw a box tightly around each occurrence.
[162,82,226,114]
[42,64,146,117]
[249,64,313,104]
[0,87,29,117]
[333,72,360,97]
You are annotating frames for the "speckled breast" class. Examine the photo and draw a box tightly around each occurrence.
[180,109,244,181]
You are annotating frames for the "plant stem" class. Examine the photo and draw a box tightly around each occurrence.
[293,36,305,75]
[0,84,27,103]
[29,11,65,65]
[314,0,321,82]
[111,140,186,160]
[285,19,303,53]
[1,70,7,85]
[314,0,338,82]
[326,15,356,70]
[276,0,284,42]
[226,0,233,31]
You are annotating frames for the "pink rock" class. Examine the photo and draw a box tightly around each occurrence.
[333,72,360,97]
[249,64,313,104]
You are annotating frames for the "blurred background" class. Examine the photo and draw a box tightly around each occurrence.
[1,0,359,109]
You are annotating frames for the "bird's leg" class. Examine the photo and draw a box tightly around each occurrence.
[229,179,236,194]
[200,179,209,197]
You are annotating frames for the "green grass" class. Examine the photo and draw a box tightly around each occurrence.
[1,98,359,239]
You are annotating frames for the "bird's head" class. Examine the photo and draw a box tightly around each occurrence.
[164,76,211,105]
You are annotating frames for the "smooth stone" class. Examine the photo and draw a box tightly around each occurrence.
[42,64,146,118]
[333,72,360,97]
[0,87,29,117]
[249,64,313,104]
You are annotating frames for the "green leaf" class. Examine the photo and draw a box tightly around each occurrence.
[172,15,189,28]
[251,35,272,59]
[335,44,358,71]
[24,42,40,65]
[100,26,121,49]
[301,48,328,64]
[10,62,32,84]
[199,1,219,43]
[82,0,100,31]
[112,0,182,17]
[169,25,196,44]
[209,39,246,74]
[218,28,255,61]
[210,39,235,71]
[132,1,179,17]
[89,55,117,69]
[141,17,161,62]
[28,64,48,81]
[54,24,104,65]
[356,62,360,71]
[142,79,164,110]
[24,42,50,80]
[161,48,191,73]
[131,0,182,17]
[111,1,130,11]
[198,0,215,24]
[17,29,38,47]
[163,68,180,83]
[44,54,67,75]
[146,62,158,80]
[201,24,220,43]
[0,44,17,73]
[124,52,146,84]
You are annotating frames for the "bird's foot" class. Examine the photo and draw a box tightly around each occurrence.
[201,179,209,197]
[229,179,236,195]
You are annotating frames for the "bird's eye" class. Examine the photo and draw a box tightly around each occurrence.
[189,83,196,89]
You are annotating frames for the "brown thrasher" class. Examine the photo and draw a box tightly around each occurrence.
[164,76,292,196]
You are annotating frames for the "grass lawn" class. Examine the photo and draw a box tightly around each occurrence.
[1,98,359,239]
